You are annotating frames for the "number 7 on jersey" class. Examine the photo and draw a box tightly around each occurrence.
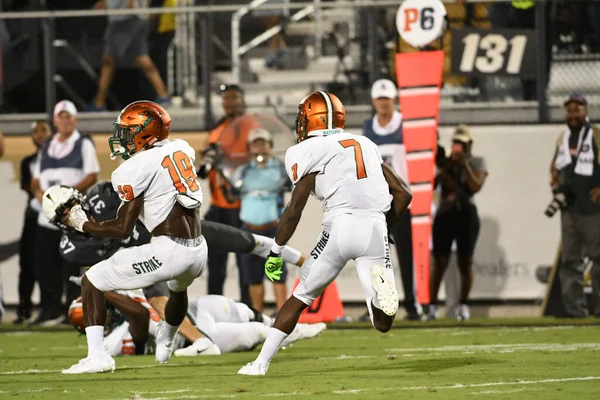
[161,150,200,193]
[339,139,367,179]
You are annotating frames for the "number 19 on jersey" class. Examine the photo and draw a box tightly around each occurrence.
[162,150,200,193]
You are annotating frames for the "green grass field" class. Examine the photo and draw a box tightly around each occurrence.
[1,320,600,400]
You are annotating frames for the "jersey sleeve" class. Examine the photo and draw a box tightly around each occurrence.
[284,144,321,185]
[111,158,152,202]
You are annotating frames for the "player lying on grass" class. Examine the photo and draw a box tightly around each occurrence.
[239,91,412,376]
[68,284,326,356]
[43,101,208,374]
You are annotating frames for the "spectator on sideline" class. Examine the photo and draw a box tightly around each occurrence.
[362,79,421,320]
[230,128,292,311]
[197,85,250,305]
[551,94,600,318]
[149,0,176,87]
[88,0,170,111]
[427,125,488,322]
[14,121,51,324]
[30,100,100,325]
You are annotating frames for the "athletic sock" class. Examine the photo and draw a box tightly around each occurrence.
[163,321,179,340]
[255,328,287,365]
[85,325,105,356]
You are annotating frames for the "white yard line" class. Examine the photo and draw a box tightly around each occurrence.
[386,342,600,354]
[134,389,194,395]
[106,376,600,400]
[0,387,52,394]
[471,388,527,395]
[0,363,187,375]
[318,355,376,360]
[27,345,88,351]
[317,342,600,361]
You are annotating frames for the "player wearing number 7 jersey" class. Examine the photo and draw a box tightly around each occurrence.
[61,101,207,374]
[239,91,413,376]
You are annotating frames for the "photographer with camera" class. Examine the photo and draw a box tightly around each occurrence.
[426,125,488,322]
[197,84,250,305]
[226,128,292,312]
[550,94,600,318]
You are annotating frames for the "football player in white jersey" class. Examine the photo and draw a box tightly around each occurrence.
[58,101,207,374]
[238,91,413,376]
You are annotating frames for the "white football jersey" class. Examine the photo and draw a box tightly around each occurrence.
[284,131,391,221]
[111,139,203,232]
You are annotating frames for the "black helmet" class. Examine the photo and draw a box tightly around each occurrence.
[85,181,121,222]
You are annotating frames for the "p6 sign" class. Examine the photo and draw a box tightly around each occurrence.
[396,0,447,48]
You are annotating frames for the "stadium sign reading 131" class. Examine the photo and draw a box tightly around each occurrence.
[451,28,537,79]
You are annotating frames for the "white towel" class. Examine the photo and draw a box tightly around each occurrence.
[554,124,594,177]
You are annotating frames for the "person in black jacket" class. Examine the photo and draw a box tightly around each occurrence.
[14,121,51,324]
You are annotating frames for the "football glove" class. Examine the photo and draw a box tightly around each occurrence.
[68,204,89,233]
[265,251,283,282]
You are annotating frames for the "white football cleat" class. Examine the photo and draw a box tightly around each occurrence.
[238,361,269,376]
[282,323,326,347]
[155,321,177,364]
[62,353,115,374]
[455,304,470,322]
[370,264,399,316]
[174,338,221,357]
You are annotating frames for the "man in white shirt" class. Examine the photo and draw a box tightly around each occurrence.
[30,100,100,325]
[362,79,420,320]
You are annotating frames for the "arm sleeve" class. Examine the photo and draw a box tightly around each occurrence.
[82,138,101,175]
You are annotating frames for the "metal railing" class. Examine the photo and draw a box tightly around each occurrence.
[231,0,319,84]
[1,0,587,129]
[173,0,198,103]
[0,1,411,128]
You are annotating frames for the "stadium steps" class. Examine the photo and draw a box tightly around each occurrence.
[213,56,340,106]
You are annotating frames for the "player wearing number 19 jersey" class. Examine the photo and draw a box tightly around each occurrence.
[239,91,413,376]
[61,101,207,374]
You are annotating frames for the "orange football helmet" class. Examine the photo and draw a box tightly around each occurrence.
[68,297,85,334]
[109,101,171,160]
[295,91,345,143]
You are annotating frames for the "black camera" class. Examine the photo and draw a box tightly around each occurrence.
[545,187,573,218]
[197,143,223,179]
